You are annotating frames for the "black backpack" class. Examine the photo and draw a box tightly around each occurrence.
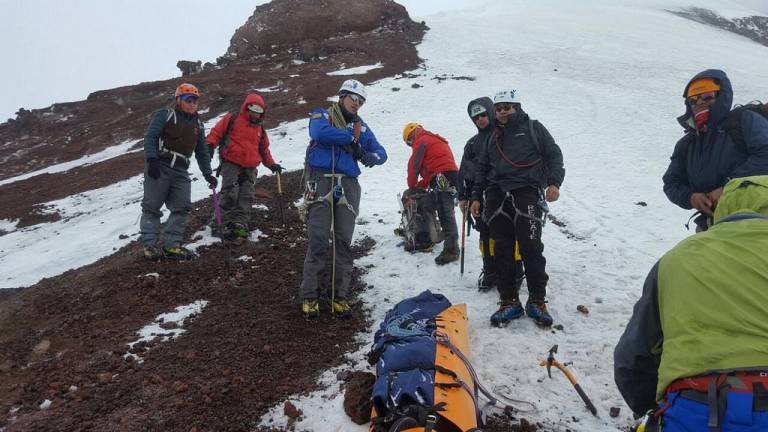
[722,101,768,152]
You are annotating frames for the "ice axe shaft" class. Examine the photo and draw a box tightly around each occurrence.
[276,172,286,226]
[460,205,467,276]
[540,345,598,417]
[211,186,223,227]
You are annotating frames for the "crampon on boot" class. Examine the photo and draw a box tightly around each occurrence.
[163,246,197,261]
[331,299,352,319]
[490,299,524,327]
[224,222,248,241]
[302,299,320,320]
[478,270,498,292]
[525,301,553,328]
[434,248,459,265]
[143,245,164,261]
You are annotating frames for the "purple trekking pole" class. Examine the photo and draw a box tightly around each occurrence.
[211,186,223,236]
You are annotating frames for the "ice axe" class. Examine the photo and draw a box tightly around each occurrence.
[276,172,286,227]
[539,345,598,417]
[460,204,467,276]
[211,185,223,236]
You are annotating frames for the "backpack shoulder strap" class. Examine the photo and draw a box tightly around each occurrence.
[218,111,239,153]
[529,119,543,155]
[723,103,766,153]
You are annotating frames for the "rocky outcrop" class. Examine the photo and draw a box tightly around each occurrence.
[671,8,768,47]
[220,0,421,64]
[0,0,425,227]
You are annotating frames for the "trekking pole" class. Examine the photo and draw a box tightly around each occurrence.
[539,345,598,417]
[460,204,467,276]
[276,172,286,227]
[211,185,223,235]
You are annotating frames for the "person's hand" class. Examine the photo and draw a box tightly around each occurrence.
[360,152,380,167]
[470,200,481,218]
[545,185,560,202]
[204,174,218,189]
[458,200,468,215]
[268,163,284,174]
[147,158,163,180]
[690,192,713,215]
[707,187,724,207]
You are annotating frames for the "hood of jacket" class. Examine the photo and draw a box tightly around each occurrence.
[467,97,495,132]
[240,93,266,116]
[677,69,733,132]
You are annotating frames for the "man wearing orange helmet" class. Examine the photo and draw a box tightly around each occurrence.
[140,83,216,261]
[403,122,460,264]
[663,69,768,231]
[206,93,282,240]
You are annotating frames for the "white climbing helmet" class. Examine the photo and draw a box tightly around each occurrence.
[493,89,521,105]
[338,79,367,100]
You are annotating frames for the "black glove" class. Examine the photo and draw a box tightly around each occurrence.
[204,174,218,189]
[350,137,366,160]
[360,152,380,167]
[146,158,163,180]
[268,163,284,174]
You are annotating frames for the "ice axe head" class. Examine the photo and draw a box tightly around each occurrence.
[546,344,558,378]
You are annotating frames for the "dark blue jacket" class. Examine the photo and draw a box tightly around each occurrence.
[305,107,387,177]
[143,107,212,176]
[663,69,768,209]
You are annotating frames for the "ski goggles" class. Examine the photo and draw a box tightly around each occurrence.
[687,91,717,105]
[346,93,366,106]
[247,104,264,114]
[180,94,199,103]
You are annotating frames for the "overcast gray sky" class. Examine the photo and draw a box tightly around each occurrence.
[0,0,764,121]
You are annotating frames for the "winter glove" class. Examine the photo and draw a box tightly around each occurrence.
[204,174,218,189]
[360,152,380,168]
[268,163,284,174]
[146,158,163,180]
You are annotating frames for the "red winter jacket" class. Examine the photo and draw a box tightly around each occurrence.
[407,129,458,189]
[206,93,276,169]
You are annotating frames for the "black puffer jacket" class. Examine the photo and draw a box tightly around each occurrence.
[471,109,564,199]
[457,97,495,200]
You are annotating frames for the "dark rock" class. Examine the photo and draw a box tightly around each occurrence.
[635,201,647,207]
[283,400,302,419]
[343,371,375,425]
[177,60,203,76]
[610,406,621,417]
[576,305,589,315]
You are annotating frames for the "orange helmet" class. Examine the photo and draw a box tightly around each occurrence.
[175,83,200,98]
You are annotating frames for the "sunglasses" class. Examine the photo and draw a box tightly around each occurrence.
[180,95,199,103]
[346,93,365,105]
[495,103,514,112]
[472,113,489,121]
[687,92,717,105]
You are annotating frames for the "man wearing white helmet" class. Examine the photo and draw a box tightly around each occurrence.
[299,79,388,319]
[470,89,565,328]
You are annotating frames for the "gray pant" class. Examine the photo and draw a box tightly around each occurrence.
[434,190,458,251]
[219,160,257,227]
[300,172,361,300]
[140,163,191,248]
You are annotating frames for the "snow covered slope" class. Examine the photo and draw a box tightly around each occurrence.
[255,1,768,430]
[2,0,768,430]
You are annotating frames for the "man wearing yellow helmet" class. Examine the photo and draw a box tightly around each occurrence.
[402,122,460,264]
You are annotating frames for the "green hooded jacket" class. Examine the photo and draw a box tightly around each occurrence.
[614,176,768,416]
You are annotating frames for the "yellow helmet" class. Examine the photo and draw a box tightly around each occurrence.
[402,122,421,144]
